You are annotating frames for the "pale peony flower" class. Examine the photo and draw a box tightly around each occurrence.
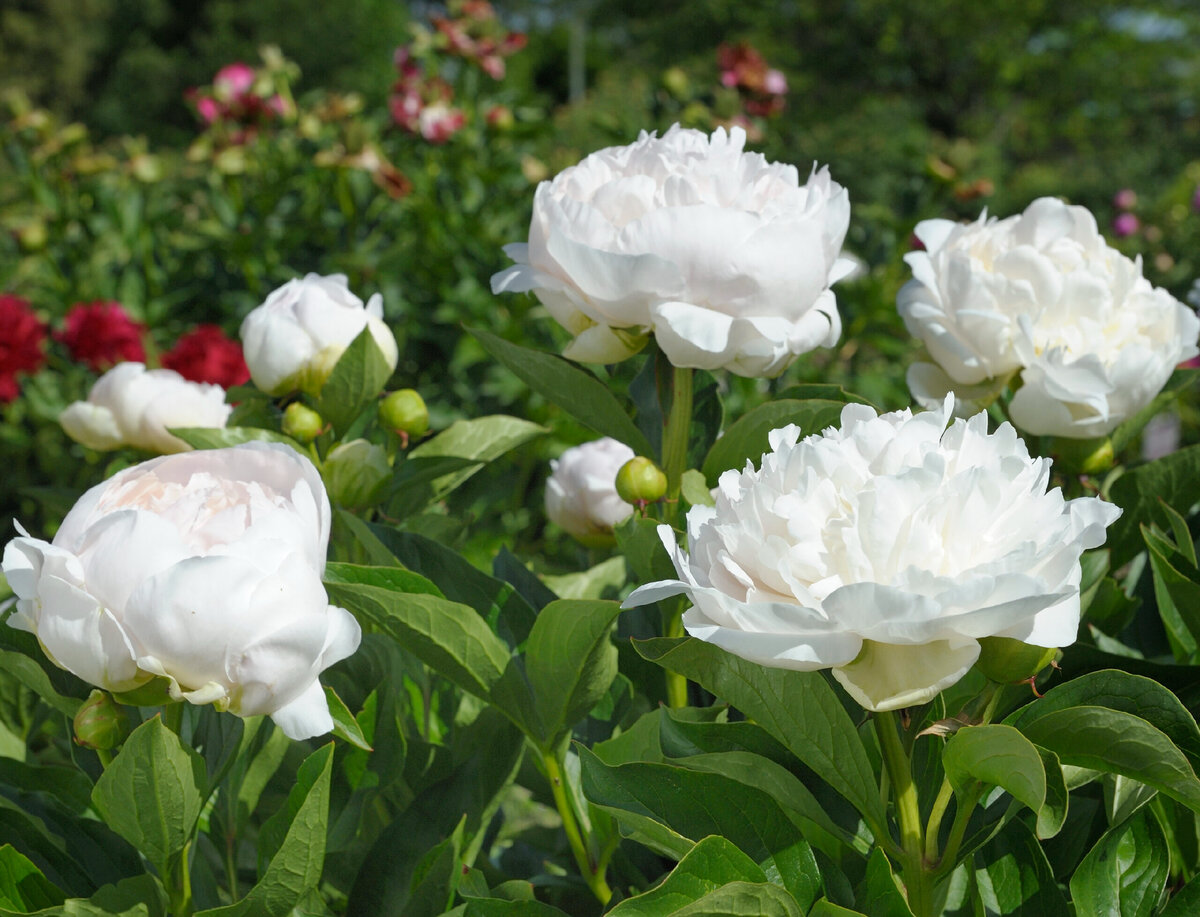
[624,400,1121,712]
[59,362,232,454]
[492,124,853,377]
[1,443,360,740]
[899,197,1200,438]
[546,438,635,545]
[240,273,399,396]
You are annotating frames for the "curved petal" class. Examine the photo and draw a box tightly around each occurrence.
[831,638,980,711]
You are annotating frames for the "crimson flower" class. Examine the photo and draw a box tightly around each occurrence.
[57,301,146,371]
[162,325,251,388]
[0,294,47,403]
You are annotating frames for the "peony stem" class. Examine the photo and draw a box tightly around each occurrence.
[874,711,933,917]
[662,600,688,708]
[924,777,956,863]
[167,841,194,917]
[542,748,612,905]
[661,365,694,510]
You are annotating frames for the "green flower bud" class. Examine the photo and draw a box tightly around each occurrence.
[324,439,391,509]
[282,402,325,443]
[615,457,668,505]
[73,689,130,750]
[379,389,429,438]
[975,636,1059,685]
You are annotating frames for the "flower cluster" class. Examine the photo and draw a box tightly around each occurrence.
[0,295,46,403]
[717,42,788,118]
[625,400,1121,711]
[432,0,527,81]
[389,50,467,144]
[56,301,146,371]
[899,196,1200,438]
[2,443,360,739]
[186,57,294,143]
[493,124,853,377]
[162,324,251,389]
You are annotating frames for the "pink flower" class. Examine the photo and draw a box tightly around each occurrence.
[214,63,256,99]
[1111,212,1140,238]
[1112,188,1138,211]
[418,103,466,143]
[764,69,788,95]
[196,97,222,124]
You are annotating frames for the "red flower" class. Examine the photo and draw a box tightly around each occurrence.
[162,324,251,388]
[0,294,47,403]
[57,301,146,371]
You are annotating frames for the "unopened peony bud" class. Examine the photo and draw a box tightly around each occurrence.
[74,690,130,750]
[282,402,325,443]
[324,439,391,509]
[379,389,429,438]
[615,457,667,505]
[975,636,1058,685]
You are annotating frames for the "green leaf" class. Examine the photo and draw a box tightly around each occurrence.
[542,556,627,601]
[525,599,623,746]
[607,836,768,915]
[317,326,394,435]
[90,715,205,878]
[1161,871,1200,916]
[808,901,869,917]
[973,820,1068,916]
[701,399,846,483]
[324,562,443,599]
[404,817,465,917]
[578,745,821,893]
[1018,706,1200,812]
[365,526,538,647]
[634,637,886,829]
[615,517,677,586]
[1144,524,1200,659]
[463,901,568,916]
[22,875,170,917]
[401,414,548,505]
[1069,809,1169,917]
[0,649,83,718]
[198,744,334,917]
[0,844,64,911]
[1107,444,1200,567]
[680,469,715,508]
[1159,498,1198,568]
[324,686,372,751]
[1006,670,1200,771]
[1035,747,1068,839]
[942,725,1046,816]
[857,849,912,917]
[168,427,303,453]
[325,578,535,734]
[469,327,653,456]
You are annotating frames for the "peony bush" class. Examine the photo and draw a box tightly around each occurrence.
[3,47,1200,917]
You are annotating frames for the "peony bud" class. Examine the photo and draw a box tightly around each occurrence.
[615,457,667,505]
[73,689,131,750]
[975,636,1059,685]
[379,389,429,438]
[324,439,391,509]
[282,402,325,443]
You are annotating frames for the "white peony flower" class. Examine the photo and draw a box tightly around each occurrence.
[546,438,636,545]
[624,399,1121,712]
[59,362,232,455]
[240,273,399,396]
[1,442,361,740]
[899,197,1200,438]
[492,124,854,377]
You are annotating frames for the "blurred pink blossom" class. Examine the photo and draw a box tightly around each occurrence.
[1111,212,1140,237]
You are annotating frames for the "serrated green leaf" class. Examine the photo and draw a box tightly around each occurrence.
[701,399,846,483]
[634,637,886,830]
[90,715,205,878]
[1018,706,1200,812]
[525,599,623,746]
[317,327,393,435]
[469,327,653,456]
[1069,809,1168,917]
[943,725,1046,816]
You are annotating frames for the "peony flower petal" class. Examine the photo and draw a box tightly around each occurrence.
[831,639,981,712]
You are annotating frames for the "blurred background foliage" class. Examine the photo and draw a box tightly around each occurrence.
[2,0,1200,568]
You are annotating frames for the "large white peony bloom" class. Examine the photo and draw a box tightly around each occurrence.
[624,400,1121,711]
[240,273,399,396]
[59,362,232,455]
[492,124,854,377]
[545,438,635,545]
[1,442,361,740]
[899,197,1200,438]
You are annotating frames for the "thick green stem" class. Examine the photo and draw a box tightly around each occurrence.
[543,749,612,905]
[661,365,693,509]
[875,712,933,917]
[662,600,688,708]
[167,842,194,917]
[936,784,982,880]
[924,778,956,863]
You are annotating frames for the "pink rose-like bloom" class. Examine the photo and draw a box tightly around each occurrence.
[1112,212,1140,238]
[57,301,146,371]
[419,103,466,143]
[763,69,788,95]
[196,97,222,124]
[1112,189,1138,211]
[214,62,256,99]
